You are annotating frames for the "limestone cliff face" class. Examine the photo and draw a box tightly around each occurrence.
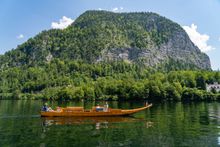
[95,11,211,70]
[0,10,211,70]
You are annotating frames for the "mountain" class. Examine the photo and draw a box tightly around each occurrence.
[0,10,211,70]
[0,10,217,101]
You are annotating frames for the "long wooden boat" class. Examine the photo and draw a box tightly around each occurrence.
[41,103,152,117]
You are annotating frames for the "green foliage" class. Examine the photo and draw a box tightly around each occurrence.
[57,87,75,101]
[164,83,181,101]
[0,58,219,101]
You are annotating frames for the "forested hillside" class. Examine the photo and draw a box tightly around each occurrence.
[0,10,217,101]
[0,10,210,69]
[0,60,219,101]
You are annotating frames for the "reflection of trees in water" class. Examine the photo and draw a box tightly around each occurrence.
[40,117,154,146]
[95,122,108,130]
[41,116,153,128]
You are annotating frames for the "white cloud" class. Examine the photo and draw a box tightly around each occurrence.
[219,37,220,41]
[112,7,124,12]
[182,24,215,52]
[17,34,24,39]
[97,7,124,12]
[112,7,118,12]
[51,16,74,29]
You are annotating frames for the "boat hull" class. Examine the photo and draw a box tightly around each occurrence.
[41,104,152,117]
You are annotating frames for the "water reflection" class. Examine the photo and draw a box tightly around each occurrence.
[39,116,154,147]
[41,116,153,129]
[1,100,220,146]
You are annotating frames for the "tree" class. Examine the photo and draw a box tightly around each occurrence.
[83,86,95,101]
[165,84,181,101]
[196,73,206,90]
[57,87,74,100]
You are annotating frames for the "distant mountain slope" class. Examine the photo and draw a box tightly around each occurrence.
[0,10,211,70]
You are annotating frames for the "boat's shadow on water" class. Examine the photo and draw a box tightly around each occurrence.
[41,116,153,129]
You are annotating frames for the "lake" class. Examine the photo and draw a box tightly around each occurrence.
[0,100,220,147]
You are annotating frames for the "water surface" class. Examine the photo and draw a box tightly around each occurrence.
[0,100,220,147]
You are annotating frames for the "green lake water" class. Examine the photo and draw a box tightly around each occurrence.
[0,100,220,147]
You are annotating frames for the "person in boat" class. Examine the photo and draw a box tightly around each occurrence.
[42,103,49,112]
[56,106,62,112]
[103,102,109,112]
[42,103,54,112]
[96,104,104,112]
[48,107,53,112]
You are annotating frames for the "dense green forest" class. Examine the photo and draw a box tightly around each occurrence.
[0,11,216,101]
[0,59,219,101]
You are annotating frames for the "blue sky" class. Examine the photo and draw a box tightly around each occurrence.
[0,0,220,70]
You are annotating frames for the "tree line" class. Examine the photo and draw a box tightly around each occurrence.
[0,59,219,101]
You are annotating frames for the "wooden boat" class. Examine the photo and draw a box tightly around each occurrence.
[40,103,152,117]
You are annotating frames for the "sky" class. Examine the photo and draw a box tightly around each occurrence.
[0,0,220,70]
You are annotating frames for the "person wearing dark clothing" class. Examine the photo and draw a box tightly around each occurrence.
[42,103,48,112]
